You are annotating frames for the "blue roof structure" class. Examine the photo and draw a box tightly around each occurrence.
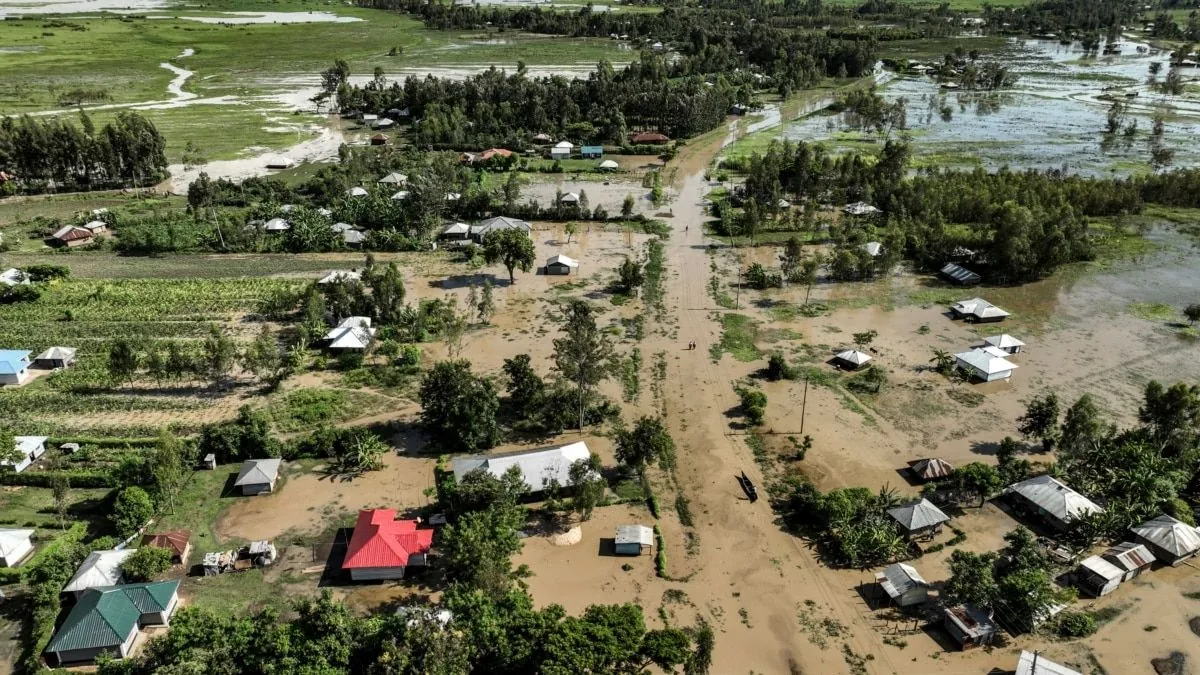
[0,350,31,375]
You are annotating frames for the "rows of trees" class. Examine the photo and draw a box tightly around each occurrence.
[0,112,168,195]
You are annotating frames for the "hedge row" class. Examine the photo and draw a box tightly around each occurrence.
[653,524,668,579]
[0,469,116,488]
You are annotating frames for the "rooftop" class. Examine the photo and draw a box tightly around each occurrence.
[452,441,592,493]
[887,499,951,531]
[1004,475,1104,524]
[47,581,179,654]
[343,509,433,569]
[1133,514,1200,557]
[234,458,281,487]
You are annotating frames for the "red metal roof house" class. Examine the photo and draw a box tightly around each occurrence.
[342,509,433,581]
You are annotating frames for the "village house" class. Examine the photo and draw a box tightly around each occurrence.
[943,605,998,649]
[0,350,32,386]
[452,441,593,496]
[82,220,108,234]
[2,436,48,473]
[0,528,35,567]
[1132,514,1200,566]
[908,457,954,482]
[378,172,407,185]
[45,580,180,666]
[1015,651,1082,675]
[1003,475,1104,531]
[949,297,1010,323]
[545,254,580,276]
[63,549,135,596]
[325,316,375,351]
[550,141,573,159]
[984,334,1025,354]
[614,525,654,556]
[234,458,281,496]
[940,262,982,285]
[887,499,951,540]
[472,216,531,242]
[263,218,290,232]
[630,132,669,145]
[34,346,77,370]
[370,134,388,146]
[875,562,930,607]
[140,530,192,565]
[1101,541,1155,580]
[580,145,604,159]
[342,509,434,581]
[560,192,580,205]
[390,190,410,201]
[1075,555,1124,597]
[832,349,872,371]
[954,348,1018,382]
[50,225,94,248]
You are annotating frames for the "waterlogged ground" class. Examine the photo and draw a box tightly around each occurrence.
[783,38,1200,174]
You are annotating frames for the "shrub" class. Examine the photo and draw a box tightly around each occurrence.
[0,469,116,488]
[736,386,768,425]
[120,545,174,582]
[1055,611,1097,638]
[653,524,668,578]
[110,486,154,538]
[765,354,794,381]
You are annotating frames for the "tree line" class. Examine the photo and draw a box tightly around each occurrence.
[0,112,168,195]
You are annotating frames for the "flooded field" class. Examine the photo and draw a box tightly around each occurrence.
[783,39,1200,174]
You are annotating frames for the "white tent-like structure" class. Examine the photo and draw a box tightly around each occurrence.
[378,172,407,185]
[0,529,34,567]
[63,549,135,595]
[833,349,872,370]
[598,160,619,170]
[346,187,369,198]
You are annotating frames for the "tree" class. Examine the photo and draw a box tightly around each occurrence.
[685,620,715,675]
[369,262,407,326]
[852,330,878,349]
[615,256,645,296]
[240,326,288,388]
[949,462,1003,507]
[108,338,141,388]
[564,222,578,244]
[442,306,468,359]
[765,353,793,381]
[568,453,606,521]
[1183,303,1200,325]
[121,545,174,582]
[503,354,545,422]
[638,629,692,672]
[150,430,187,514]
[552,300,615,431]
[51,473,71,527]
[930,348,955,374]
[798,252,822,304]
[111,486,155,538]
[779,236,803,283]
[737,387,767,425]
[443,466,528,519]
[1017,391,1060,451]
[482,229,536,283]
[1139,380,1200,454]
[477,279,496,324]
[943,550,999,607]
[440,503,526,597]
[615,416,676,472]
[621,194,636,218]
[419,360,500,452]
[1060,394,1106,456]
[202,326,237,387]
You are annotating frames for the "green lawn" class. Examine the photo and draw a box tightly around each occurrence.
[0,485,113,532]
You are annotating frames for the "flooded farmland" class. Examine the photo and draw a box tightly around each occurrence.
[783,38,1200,174]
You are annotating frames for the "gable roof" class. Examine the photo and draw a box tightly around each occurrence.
[887,499,951,531]
[554,141,574,149]
[877,562,928,596]
[343,230,366,245]
[1103,541,1155,571]
[63,550,135,593]
[1133,514,1200,557]
[318,270,361,285]
[326,326,373,350]
[141,530,190,558]
[47,581,179,654]
[1016,651,1082,675]
[955,348,1018,375]
[0,529,34,558]
[452,441,592,492]
[343,509,433,569]
[615,524,653,546]
[52,225,93,241]
[911,458,954,480]
[844,201,879,216]
[474,216,531,237]
[35,346,77,362]
[378,172,407,184]
[1004,475,1103,524]
[347,186,369,197]
[1079,555,1123,583]
[984,334,1026,349]
[234,459,281,487]
[951,297,1009,320]
[546,254,579,268]
[944,604,997,638]
[940,262,981,284]
[0,350,31,375]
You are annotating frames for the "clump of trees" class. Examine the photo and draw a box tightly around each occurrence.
[120,546,174,582]
[419,360,501,453]
[774,475,909,568]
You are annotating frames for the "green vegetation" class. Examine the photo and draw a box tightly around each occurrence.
[709,314,761,362]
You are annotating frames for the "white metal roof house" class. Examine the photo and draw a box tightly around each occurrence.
[331,222,354,233]
[0,350,32,386]
[0,529,35,567]
[844,201,880,216]
[554,141,574,150]
[63,549,135,596]
[0,268,30,287]
[451,441,592,494]
[317,270,362,285]
[954,348,1018,382]
[887,499,951,539]
[614,525,654,556]
[34,346,77,370]
[263,218,290,232]
[949,297,1009,323]
[833,349,872,370]
[545,254,579,275]
[875,562,930,607]
[378,172,408,185]
[472,216,531,242]
[234,459,282,496]
[1102,541,1155,580]
[1132,514,1200,566]
[324,316,375,351]
[1076,555,1123,597]
[560,192,580,204]
[984,334,1025,354]
[342,230,366,246]
[440,222,472,240]
[1015,651,1082,675]
[943,605,998,649]
[2,436,48,474]
[1003,475,1103,530]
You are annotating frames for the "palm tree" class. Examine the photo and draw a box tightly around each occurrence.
[930,348,955,374]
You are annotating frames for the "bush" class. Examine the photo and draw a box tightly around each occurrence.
[395,344,421,367]
[0,469,116,488]
[120,545,174,582]
[110,486,154,538]
[736,386,767,425]
[337,351,364,371]
[654,524,668,579]
[1055,611,1097,638]
[765,354,794,381]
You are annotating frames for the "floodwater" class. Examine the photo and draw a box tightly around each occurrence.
[783,38,1200,174]
[0,0,165,15]
[153,11,363,24]
[452,0,611,9]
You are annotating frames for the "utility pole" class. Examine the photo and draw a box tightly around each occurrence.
[799,375,810,435]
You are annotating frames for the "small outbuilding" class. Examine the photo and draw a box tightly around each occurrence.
[141,531,192,565]
[325,316,375,351]
[984,334,1025,354]
[0,350,33,386]
[50,225,94,248]
[598,159,619,170]
[0,529,35,567]
[943,605,998,649]
[631,132,670,144]
[1076,554,1123,597]
[234,458,281,496]
[370,134,388,146]
[949,297,1009,323]
[1015,651,1082,675]
[560,192,580,205]
[875,562,930,607]
[200,453,217,471]
[2,436,48,473]
[887,499,951,540]
[82,220,108,234]
[614,525,654,556]
[843,201,880,216]
[832,349,872,370]
[940,262,981,285]
[34,346,77,370]
[264,155,295,170]
[263,218,290,232]
[954,348,1018,382]
[1102,541,1155,580]
[63,549,135,596]
[1132,514,1200,566]
[342,230,366,247]
[545,254,580,275]
[909,457,954,482]
[581,145,604,159]
[318,270,362,285]
[472,216,531,242]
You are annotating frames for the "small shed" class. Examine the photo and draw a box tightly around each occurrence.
[615,525,654,556]
[560,192,580,205]
[1132,514,1200,566]
[370,134,388,146]
[2,436,48,473]
[862,241,882,257]
[909,458,954,482]
[581,145,604,159]
[984,334,1025,355]
[943,605,998,649]
[378,172,407,185]
[1102,542,1155,580]
[391,190,410,201]
[141,530,192,565]
[234,459,281,496]
[631,132,669,144]
[0,529,35,567]
[1076,555,1123,597]
[532,133,553,144]
[82,220,108,234]
[941,262,981,285]
[550,146,571,159]
[1015,651,1082,675]
[264,155,294,169]
[35,346,77,369]
[318,270,362,285]
[875,562,930,607]
[342,230,366,247]
[887,499,950,540]
[832,349,872,370]
[0,350,32,386]
[545,254,580,276]
[200,453,217,471]
[59,443,80,454]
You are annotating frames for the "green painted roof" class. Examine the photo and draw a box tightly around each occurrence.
[46,581,179,654]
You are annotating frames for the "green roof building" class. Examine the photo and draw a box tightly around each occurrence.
[46,580,180,665]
